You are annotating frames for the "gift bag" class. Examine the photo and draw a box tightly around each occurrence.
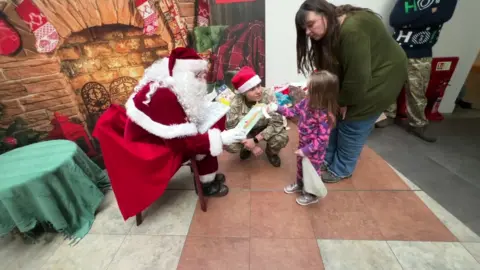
[302,157,328,198]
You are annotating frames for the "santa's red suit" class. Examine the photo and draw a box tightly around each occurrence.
[93,48,245,220]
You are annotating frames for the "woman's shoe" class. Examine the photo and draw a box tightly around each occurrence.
[284,183,303,194]
[321,170,348,183]
[320,163,328,171]
[296,193,319,206]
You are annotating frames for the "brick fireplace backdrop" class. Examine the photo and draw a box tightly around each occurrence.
[0,0,195,132]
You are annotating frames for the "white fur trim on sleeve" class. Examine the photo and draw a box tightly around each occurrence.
[238,75,261,93]
[208,128,223,157]
[199,172,216,183]
[126,96,198,139]
[173,59,209,74]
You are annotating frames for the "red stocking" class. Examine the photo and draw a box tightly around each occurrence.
[135,0,159,36]
[0,12,21,56]
[197,0,210,27]
[15,0,59,53]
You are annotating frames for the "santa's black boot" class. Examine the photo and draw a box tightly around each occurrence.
[202,180,229,197]
[214,173,226,184]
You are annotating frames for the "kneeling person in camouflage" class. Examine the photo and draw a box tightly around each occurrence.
[225,67,289,167]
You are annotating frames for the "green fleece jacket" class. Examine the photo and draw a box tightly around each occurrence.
[338,11,408,120]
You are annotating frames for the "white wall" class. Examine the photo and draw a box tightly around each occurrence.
[265,0,480,113]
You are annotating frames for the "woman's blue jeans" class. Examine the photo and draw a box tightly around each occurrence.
[325,114,380,178]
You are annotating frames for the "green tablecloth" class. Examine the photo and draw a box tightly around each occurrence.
[0,140,110,241]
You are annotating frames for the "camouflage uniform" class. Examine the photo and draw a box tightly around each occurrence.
[385,57,432,127]
[225,87,289,155]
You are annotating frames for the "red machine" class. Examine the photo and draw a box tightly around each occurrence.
[397,57,459,121]
[47,112,97,157]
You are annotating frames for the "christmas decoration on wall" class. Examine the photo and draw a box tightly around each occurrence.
[158,0,189,47]
[135,0,159,36]
[14,0,59,53]
[0,12,21,56]
[0,117,47,155]
[109,76,138,105]
[197,0,210,27]
[47,112,97,157]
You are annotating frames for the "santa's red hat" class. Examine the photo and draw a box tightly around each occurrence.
[231,66,261,93]
[168,47,208,76]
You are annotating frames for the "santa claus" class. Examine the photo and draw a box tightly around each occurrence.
[94,47,246,220]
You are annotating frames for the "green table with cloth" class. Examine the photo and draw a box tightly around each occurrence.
[0,140,110,241]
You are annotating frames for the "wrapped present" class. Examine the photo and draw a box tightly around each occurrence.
[275,92,292,107]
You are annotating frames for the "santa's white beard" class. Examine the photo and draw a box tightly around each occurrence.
[171,71,209,127]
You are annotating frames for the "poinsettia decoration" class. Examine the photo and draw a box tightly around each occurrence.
[0,105,47,154]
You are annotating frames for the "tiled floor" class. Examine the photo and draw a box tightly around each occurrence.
[1,128,480,270]
[367,116,480,235]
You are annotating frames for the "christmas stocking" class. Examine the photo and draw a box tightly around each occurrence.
[197,0,210,27]
[15,0,59,53]
[0,12,21,56]
[135,0,159,36]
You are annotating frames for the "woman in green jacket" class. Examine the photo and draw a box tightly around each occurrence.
[295,0,408,182]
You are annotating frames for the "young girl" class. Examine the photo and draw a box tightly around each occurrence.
[268,70,339,205]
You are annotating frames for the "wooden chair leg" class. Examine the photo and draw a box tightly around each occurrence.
[190,158,207,212]
[136,212,143,226]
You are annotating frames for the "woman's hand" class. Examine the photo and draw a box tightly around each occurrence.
[252,146,264,157]
[340,107,347,120]
[294,149,305,157]
[242,138,256,150]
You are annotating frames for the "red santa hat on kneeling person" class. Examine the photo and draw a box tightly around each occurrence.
[231,66,261,94]
[126,47,211,139]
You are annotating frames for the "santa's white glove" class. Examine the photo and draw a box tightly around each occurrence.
[220,128,247,145]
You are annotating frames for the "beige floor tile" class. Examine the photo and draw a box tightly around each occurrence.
[0,233,62,270]
[41,234,125,270]
[90,191,135,235]
[462,243,480,264]
[107,235,185,270]
[167,167,195,190]
[129,190,197,236]
[388,241,480,270]
[317,240,402,270]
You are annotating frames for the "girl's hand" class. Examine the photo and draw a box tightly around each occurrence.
[294,149,305,157]
[340,107,347,120]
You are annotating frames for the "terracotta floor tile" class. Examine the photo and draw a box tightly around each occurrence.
[249,127,300,190]
[358,191,457,241]
[249,158,297,190]
[309,191,384,240]
[250,191,315,238]
[218,152,251,189]
[189,190,250,237]
[325,179,355,191]
[250,238,324,270]
[350,147,410,190]
[178,237,249,270]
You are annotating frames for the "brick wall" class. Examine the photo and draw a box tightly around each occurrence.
[0,56,80,132]
[59,24,171,126]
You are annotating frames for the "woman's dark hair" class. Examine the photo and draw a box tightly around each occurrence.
[307,70,339,127]
[295,0,375,76]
